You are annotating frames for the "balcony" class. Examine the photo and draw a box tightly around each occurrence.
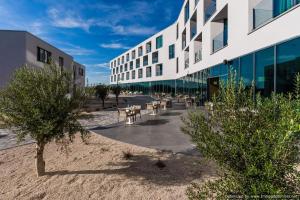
[185,48,189,69]
[212,31,227,53]
[194,33,203,63]
[204,0,216,23]
[211,6,228,53]
[185,58,190,69]
[190,11,197,40]
[195,49,202,63]
[253,0,299,29]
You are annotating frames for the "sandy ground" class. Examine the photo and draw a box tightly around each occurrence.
[0,133,217,200]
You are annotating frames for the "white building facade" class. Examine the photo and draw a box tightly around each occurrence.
[110,0,300,100]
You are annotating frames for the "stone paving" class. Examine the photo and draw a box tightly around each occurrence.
[0,129,34,150]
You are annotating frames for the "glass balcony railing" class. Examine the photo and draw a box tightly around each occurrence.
[212,31,227,53]
[185,58,189,69]
[190,26,197,40]
[204,0,216,22]
[195,49,202,63]
[253,0,300,29]
[182,40,187,49]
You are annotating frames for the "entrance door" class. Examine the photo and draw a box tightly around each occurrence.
[208,77,220,100]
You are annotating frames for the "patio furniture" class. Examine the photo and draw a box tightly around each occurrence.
[125,108,136,125]
[132,105,142,120]
[185,98,194,108]
[118,107,136,125]
[146,101,160,116]
[160,100,167,110]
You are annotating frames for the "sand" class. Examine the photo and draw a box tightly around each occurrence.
[0,133,217,200]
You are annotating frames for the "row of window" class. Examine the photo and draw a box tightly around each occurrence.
[111,64,163,82]
[111,35,164,68]
[111,46,175,76]
[37,46,65,68]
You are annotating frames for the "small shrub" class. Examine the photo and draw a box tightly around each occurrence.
[122,151,133,160]
[155,159,166,169]
[182,73,300,198]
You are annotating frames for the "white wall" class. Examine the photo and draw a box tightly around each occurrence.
[110,0,300,84]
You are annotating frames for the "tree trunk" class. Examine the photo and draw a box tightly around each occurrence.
[116,96,119,106]
[102,99,105,109]
[36,142,46,177]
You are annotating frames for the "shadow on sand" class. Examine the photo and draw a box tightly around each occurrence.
[45,153,217,186]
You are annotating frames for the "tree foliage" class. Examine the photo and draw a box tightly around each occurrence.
[182,73,300,199]
[95,84,109,108]
[0,63,89,176]
[111,85,122,106]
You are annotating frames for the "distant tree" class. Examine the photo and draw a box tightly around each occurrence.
[111,85,122,106]
[95,84,109,108]
[0,63,89,176]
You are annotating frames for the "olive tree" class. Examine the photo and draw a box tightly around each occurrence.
[0,64,89,176]
[95,84,109,108]
[111,85,122,106]
[182,74,300,198]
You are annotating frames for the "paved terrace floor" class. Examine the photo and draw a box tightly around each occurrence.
[91,101,197,155]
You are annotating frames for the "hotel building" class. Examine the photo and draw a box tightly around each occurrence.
[0,30,85,88]
[110,0,300,100]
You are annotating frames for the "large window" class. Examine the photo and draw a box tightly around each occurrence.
[143,55,148,66]
[255,47,274,96]
[176,58,179,73]
[146,67,152,78]
[130,61,134,70]
[240,54,254,88]
[152,52,159,64]
[59,56,64,69]
[156,35,163,49]
[138,69,143,79]
[138,46,143,57]
[276,37,300,94]
[146,42,152,53]
[132,50,136,60]
[136,59,140,68]
[184,0,190,24]
[126,53,130,62]
[132,70,136,79]
[169,44,175,59]
[124,64,128,71]
[126,72,130,80]
[37,47,51,64]
[156,64,163,76]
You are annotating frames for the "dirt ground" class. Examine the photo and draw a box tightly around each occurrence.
[0,133,217,200]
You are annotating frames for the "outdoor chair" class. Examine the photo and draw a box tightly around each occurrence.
[117,108,127,123]
[160,100,167,110]
[133,105,142,120]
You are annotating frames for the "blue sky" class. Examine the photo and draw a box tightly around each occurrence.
[0,0,183,85]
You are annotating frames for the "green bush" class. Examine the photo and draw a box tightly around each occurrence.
[182,74,300,199]
[0,63,89,176]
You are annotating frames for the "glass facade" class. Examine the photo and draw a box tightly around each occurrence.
[276,37,300,93]
[115,36,300,102]
[255,47,274,96]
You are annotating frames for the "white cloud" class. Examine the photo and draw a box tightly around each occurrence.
[48,8,94,32]
[111,25,158,36]
[62,46,95,56]
[89,63,109,68]
[100,43,131,50]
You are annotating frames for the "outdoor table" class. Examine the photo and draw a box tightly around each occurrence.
[124,107,136,125]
